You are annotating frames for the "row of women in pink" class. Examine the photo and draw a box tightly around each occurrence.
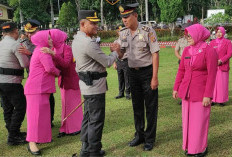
[173,24,218,156]
[49,29,83,137]
[24,29,83,155]
[209,27,232,106]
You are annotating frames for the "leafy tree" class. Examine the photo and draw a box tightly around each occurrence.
[57,1,77,33]
[157,0,184,35]
[8,0,50,26]
[204,12,232,31]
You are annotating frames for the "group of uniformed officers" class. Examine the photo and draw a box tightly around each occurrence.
[0,0,160,156]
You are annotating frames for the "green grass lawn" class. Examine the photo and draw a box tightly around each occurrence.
[1,47,232,157]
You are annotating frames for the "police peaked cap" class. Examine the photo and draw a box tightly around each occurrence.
[78,10,100,22]
[23,19,41,33]
[0,22,18,33]
[118,0,139,18]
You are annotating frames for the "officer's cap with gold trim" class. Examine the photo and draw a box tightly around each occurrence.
[0,22,17,33]
[78,10,100,22]
[118,0,139,18]
[23,19,41,33]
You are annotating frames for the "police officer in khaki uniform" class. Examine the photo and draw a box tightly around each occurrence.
[174,30,188,63]
[19,19,56,127]
[0,22,29,145]
[116,1,160,151]
[113,25,131,99]
[72,10,123,157]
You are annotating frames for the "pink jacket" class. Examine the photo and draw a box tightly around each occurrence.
[209,38,232,72]
[50,29,80,90]
[174,24,218,101]
[54,44,80,90]
[173,45,218,101]
[24,30,60,94]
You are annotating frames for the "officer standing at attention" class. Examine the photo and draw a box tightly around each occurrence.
[19,19,56,127]
[72,10,123,157]
[116,0,160,151]
[113,25,131,100]
[0,22,29,145]
[174,29,188,64]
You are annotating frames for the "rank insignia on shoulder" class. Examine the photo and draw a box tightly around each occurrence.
[119,27,127,32]
[142,26,150,32]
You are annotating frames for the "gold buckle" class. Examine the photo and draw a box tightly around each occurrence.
[134,67,139,70]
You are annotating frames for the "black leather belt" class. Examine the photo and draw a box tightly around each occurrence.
[130,65,152,71]
[118,58,128,62]
[78,71,108,86]
[0,67,24,76]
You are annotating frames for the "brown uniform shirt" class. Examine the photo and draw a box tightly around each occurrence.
[117,24,160,68]
[175,37,188,56]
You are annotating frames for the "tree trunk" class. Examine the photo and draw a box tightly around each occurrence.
[75,0,80,12]
[50,0,54,28]
[170,23,175,37]
[19,0,24,31]
[140,3,143,21]
[101,0,104,29]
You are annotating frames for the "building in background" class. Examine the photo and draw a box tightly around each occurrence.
[0,2,13,25]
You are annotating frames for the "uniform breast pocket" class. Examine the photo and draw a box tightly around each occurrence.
[121,42,129,48]
[137,42,147,52]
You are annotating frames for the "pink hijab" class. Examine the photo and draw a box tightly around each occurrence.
[31,30,50,48]
[49,29,68,55]
[185,24,210,65]
[216,26,225,44]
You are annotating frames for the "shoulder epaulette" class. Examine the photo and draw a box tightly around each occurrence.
[142,25,150,32]
[119,27,128,32]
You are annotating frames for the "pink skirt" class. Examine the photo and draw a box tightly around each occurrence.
[212,69,229,103]
[26,94,52,143]
[59,88,83,134]
[182,99,211,154]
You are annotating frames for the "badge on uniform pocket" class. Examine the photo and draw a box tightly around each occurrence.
[122,36,127,42]
[185,56,191,59]
[139,34,144,41]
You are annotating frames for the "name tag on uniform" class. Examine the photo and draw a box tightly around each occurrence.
[185,56,191,59]
[213,46,218,48]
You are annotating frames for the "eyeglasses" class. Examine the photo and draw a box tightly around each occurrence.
[187,34,192,39]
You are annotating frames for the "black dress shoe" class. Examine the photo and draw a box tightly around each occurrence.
[57,132,66,138]
[27,145,41,155]
[219,103,225,107]
[128,137,144,147]
[187,147,208,157]
[143,143,153,151]
[72,153,78,157]
[115,95,124,99]
[126,95,131,100]
[68,131,81,136]
[90,150,106,156]
[7,135,27,146]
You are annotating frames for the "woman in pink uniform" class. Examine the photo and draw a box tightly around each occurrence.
[209,26,232,106]
[24,30,60,155]
[173,24,218,156]
[43,29,83,138]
